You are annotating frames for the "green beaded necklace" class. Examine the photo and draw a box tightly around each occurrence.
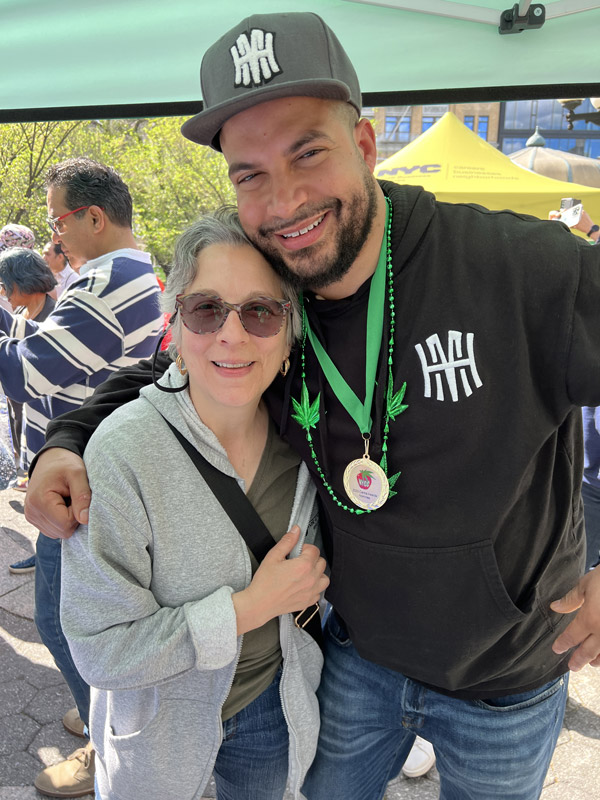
[291,196,408,514]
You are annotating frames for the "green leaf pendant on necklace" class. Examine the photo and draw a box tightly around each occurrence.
[387,379,408,421]
[291,383,321,432]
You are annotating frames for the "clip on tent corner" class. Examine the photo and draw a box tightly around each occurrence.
[499,3,546,33]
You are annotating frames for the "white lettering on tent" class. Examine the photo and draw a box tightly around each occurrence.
[377,164,441,177]
[230,29,281,87]
[415,331,482,402]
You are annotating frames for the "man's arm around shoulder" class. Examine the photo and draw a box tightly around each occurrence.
[25,352,170,538]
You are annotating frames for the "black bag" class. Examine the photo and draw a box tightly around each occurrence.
[162,418,323,650]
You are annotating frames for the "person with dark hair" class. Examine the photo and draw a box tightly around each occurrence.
[45,156,133,231]
[0,247,56,321]
[0,248,56,504]
[0,223,36,313]
[42,241,80,298]
[24,14,600,800]
[0,157,163,798]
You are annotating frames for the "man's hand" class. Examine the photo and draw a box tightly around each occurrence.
[232,525,329,635]
[572,208,595,236]
[24,448,91,539]
[551,567,600,671]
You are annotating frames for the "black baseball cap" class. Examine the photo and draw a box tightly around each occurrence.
[181,12,362,151]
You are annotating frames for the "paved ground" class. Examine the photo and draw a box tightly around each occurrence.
[2,461,600,798]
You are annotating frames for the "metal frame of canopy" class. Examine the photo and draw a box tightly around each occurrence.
[347,0,600,26]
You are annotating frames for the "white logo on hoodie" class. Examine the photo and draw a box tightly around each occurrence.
[415,331,482,402]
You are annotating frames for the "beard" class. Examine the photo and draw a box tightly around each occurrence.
[250,167,379,292]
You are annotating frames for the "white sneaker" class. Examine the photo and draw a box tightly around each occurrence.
[402,736,436,778]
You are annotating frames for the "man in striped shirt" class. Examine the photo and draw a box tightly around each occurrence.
[0,157,163,798]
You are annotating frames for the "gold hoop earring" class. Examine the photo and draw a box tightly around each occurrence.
[176,354,188,376]
[280,358,290,377]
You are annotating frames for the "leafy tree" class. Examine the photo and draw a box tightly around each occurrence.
[0,117,235,274]
[112,117,235,270]
[0,121,83,242]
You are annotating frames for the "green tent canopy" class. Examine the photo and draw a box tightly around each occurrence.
[1,0,599,123]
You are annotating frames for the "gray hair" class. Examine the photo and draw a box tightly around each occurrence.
[0,247,57,296]
[162,207,301,358]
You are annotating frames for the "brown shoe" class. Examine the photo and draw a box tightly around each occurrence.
[34,741,95,798]
[62,707,86,739]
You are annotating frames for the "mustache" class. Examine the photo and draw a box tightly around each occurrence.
[257,200,340,237]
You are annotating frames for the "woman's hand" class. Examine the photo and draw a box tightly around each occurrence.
[232,525,329,635]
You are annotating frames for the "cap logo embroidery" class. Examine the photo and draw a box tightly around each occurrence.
[230,29,281,87]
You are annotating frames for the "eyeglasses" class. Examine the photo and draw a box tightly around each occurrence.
[175,293,291,338]
[47,206,93,234]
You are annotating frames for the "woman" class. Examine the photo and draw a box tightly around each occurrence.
[0,246,56,324]
[0,247,56,501]
[60,208,327,800]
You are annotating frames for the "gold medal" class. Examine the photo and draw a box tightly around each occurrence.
[343,436,389,510]
[343,458,389,510]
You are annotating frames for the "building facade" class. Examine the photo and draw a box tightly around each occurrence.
[367,99,600,163]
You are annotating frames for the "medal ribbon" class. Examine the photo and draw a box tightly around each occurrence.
[303,202,389,437]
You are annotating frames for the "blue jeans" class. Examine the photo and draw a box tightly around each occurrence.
[582,481,600,571]
[302,611,568,800]
[34,532,90,727]
[213,667,289,799]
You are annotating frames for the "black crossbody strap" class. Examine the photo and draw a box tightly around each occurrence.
[162,418,275,563]
[161,415,324,652]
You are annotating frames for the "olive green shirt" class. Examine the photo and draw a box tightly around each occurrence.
[221,419,300,721]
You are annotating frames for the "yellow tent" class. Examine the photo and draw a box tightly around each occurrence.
[374,112,600,224]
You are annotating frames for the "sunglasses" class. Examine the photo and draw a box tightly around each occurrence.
[175,293,291,338]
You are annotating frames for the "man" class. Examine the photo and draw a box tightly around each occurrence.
[42,240,80,298]
[25,14,600,800]
[1,157,163,798]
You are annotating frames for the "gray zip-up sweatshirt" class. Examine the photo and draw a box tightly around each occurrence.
[60,363,323,800]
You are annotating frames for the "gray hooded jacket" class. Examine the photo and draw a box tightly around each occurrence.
[61,364,323,800]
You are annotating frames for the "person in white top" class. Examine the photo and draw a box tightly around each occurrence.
[42,241,79,298]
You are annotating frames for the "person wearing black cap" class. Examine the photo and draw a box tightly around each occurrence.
[25,12,600,800]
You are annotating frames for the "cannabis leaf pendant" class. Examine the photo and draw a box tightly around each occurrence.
[379,373,408,496]
[387,470,402,499]
[291,383,321,431]
[387,379,408,421]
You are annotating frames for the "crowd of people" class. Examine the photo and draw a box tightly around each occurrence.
[0,221,88,501]
[0,160,164,795]
[2,10,600,800]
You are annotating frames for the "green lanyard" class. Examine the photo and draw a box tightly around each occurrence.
[303,201,389,436]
